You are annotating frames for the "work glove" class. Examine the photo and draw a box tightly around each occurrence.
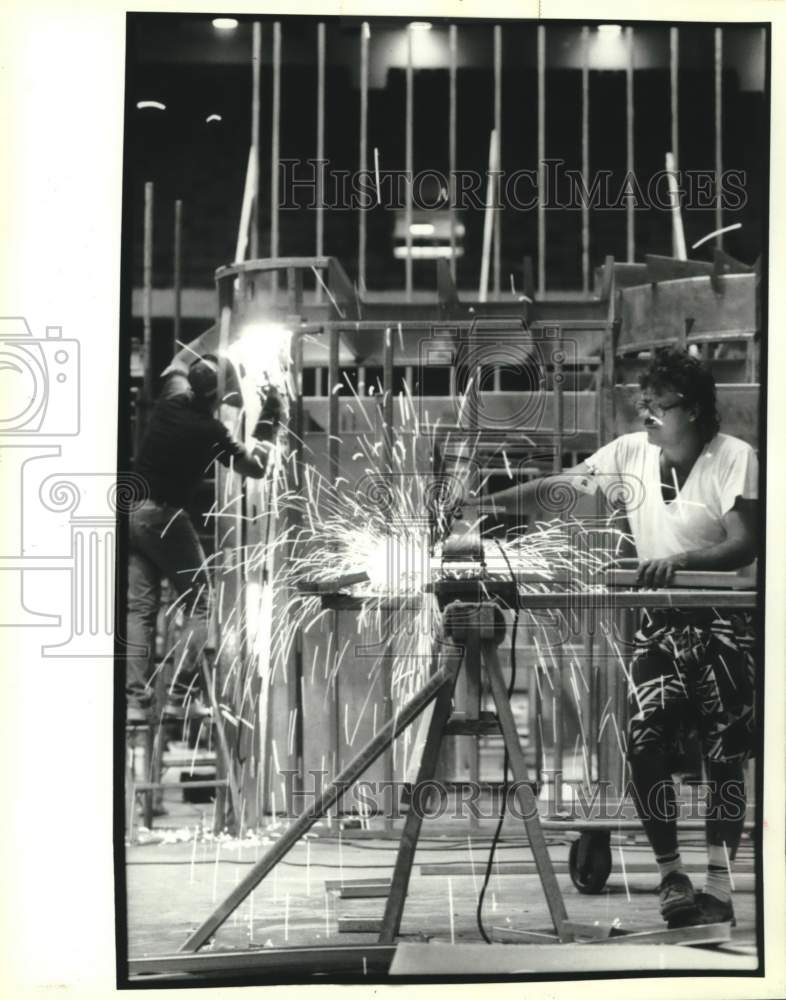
[252,385,283,443]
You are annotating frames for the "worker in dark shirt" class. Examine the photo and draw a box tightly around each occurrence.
[126,354,283,723]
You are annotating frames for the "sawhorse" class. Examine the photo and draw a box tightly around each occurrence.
[378,599,568,941]
[179,599,576,952]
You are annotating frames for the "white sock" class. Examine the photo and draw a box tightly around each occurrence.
[655,850,685,881]
[704,843,732,903]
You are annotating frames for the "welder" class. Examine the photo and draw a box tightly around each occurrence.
[125,354,284,724]
[459,346,758,929]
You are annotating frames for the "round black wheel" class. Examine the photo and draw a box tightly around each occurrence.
[568,832,612,894]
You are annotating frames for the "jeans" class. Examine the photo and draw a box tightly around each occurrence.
[126,500,211,709]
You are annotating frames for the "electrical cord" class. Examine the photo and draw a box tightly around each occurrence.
[476,541,520,943]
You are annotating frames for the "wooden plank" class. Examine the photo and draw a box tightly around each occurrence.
[587,922,730,947]
[130,944,396,979]
[339,917,383,934]
[389,941,753,975]
[608,568,756,590]
[419,860,755,877]
[338,883,392,899]
[325,877,391,891]
[618,273,757,347]
[645,254,714,282]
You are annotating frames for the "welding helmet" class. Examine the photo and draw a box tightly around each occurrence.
[187,355,222,401]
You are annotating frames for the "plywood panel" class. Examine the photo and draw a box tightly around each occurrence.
[619,273,757,347]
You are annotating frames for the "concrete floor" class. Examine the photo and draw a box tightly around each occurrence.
[125,810,757,972]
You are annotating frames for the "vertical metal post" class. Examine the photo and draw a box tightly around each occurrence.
[670,27,679,170]
[537,24,546,297]
[493,24,502,298]
[271,21,281,289]
[327,327,340,812]
[359,23,369,295]
[405,25,414,301]
[382,326,395,807]
[626,26,634,263]
[449,25,458,281]
[251,22,261,259]
[670,27,680,258]
[552,335,564,474]
[316,23,325,303]
[142,181,154,404]
[715,26,723,249]
[172,199,182,363]
[581,27,590,294]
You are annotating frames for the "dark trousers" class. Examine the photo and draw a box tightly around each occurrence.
[126,500,211,709]
[626,610,754,860]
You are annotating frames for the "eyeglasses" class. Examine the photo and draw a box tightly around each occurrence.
[635,396,685,419]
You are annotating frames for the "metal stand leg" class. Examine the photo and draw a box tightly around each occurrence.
[482,639,570,941]
[378,656,459,943]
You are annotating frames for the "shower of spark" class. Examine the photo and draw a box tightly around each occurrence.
[154,331,646,949]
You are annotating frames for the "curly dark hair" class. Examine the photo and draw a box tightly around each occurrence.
[639,346,720,442]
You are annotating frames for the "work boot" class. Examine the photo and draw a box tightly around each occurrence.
[659,870,697,924]
[692,891,736,927]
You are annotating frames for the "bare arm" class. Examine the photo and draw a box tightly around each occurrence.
[637,499,758,587]
[465,462,595,518]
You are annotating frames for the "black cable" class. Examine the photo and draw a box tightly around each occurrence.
[476,541,519,943]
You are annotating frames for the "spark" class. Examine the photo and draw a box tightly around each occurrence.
[448,877,455,944]
[212,840,221,902]
[691,222,742,249]
[374,147,382,204]
[618,844,631,902]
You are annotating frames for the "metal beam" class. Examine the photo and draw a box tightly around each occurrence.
[359,23,369,294]
[626,26,634,264]
[715,26,724,249]
[449,25,458,280]
[581,27,589,294]
[316,23,325,302]
[493,24,502,297]
[271,21,281,289]
[537,24,546,297]
[251,22,261,258]
[405,25,414,300]
[172,199,182,362]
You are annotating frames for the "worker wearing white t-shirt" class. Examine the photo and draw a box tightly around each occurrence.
[461,346,758,929]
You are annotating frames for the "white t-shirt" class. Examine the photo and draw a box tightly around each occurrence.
[584,432,758,562]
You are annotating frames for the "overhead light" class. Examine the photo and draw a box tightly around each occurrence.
[409,223,435,237]
[136,100,166,111]
[597,24,622,35]
[212,17,239,30]
[206,113,223,123]
[409,22,432,31]
[394,246,464,260]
